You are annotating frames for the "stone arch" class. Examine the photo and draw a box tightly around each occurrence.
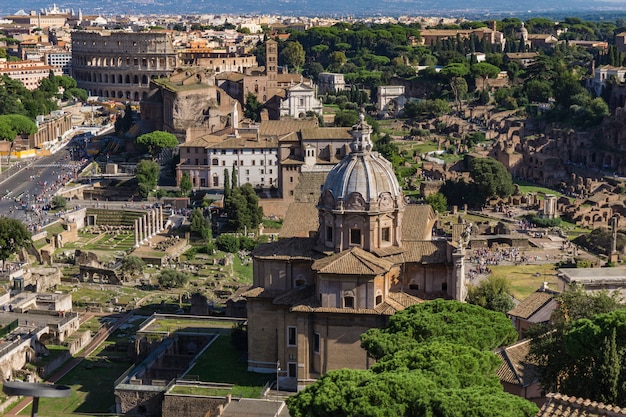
[142,75,148,85]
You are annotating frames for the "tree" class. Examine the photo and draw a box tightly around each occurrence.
[469,158,514,203]
[0,114,37,141]
[223,168,231,198]
[114,103,134,134]
[426,192,447,213]
[470,62,501,91]
[179,172,192,196]
[121,255,145,279]
[244,92,263,122]
[281,41,305,73]
[190,208,212,240]
[467,275,514,313]
[136,159,160,198]
[527,284,622,398]
[287,300,535,417]
[136,131,178,160]
[157,269,188,289]
[215,234,239,253]
[0,217,30,270]
[51,195,67,210]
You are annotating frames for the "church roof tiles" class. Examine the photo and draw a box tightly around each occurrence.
[312,247,394,275]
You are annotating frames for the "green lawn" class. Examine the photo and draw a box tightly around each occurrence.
[186,335,269,398]
[18,344,132,416]
[486,263,560,300]
[514,181,572,201]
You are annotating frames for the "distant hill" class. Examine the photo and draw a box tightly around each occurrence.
[3,0,626,19]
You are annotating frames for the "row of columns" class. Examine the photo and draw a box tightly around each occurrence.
[134,207,165,247]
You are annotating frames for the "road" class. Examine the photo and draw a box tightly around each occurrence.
[0,139,86,231]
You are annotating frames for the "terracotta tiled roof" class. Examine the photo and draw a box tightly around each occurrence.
[401,205,436,240]
[251,237,321,260]
[258,118,318,136]
[292,172,328,204]
[215,72,245,82]
[495,339,538,387]
[180,135,223,148]
[206,135,278,149]
[312,247,394,275]
[401,240,448,263]
[536,393,626,417]
[280,202,320,238]
[508,290,557,320]
[299,127,353,141]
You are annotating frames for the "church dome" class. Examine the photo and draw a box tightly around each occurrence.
[319,115,403,212]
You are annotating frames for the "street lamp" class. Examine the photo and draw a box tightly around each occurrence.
[276,360,280,395]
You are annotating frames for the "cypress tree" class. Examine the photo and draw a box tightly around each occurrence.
[223,168,231,198]
[231,164,238,188]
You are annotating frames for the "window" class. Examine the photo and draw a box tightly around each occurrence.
[252,160,255,166]
[441,282,448,291]
[290,177,293,183]
[344,296,355,309]
[261,169,264,174]
[222,161,226,166]
[381,227,390,242]
[326,226,333,242]
[269,169,273,174]
[375,295,382,305]
[350,229,361,245]
[246,169,250,175]
[287,327,297,346]
[260,160,264,165]
[212,158,219,166]
[233,161,238,166]
[314,333,320,353]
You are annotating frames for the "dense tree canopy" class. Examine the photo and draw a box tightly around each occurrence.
[287,300,534,417]
[528,284,622,401]
[135,159,160,198]
[469,158,515,203]
[0,217,31,268]
[136,131,179,160]
[467,275,515,313]
[0,114,37,141]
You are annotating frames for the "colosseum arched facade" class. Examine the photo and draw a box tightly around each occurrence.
[71,30,178,101]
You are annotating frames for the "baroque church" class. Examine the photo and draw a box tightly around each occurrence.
[244,115,468,390]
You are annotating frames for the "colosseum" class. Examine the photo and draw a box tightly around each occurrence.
[71,30,178,101]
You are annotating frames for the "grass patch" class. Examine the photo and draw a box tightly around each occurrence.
[43,222,66,236]
[18,345,133,416]
[232,255,252,284]
[488,263,559,300]
[187,335,269,398]
[514,181,572,202]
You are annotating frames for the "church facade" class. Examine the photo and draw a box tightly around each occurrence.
[245,116,467,390]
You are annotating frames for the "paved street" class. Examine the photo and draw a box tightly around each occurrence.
[0,140,85,231]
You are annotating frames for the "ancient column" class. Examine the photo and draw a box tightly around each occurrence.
[134,218,139,247]
[146,211,152,239]
[139,215,145,243]
[159,206,164,231]
[153,208,158,234]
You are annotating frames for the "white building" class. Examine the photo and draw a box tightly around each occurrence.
[588,65,626,96]
[279,82,323,119]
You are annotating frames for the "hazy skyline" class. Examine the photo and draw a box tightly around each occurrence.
[4,0,626,20]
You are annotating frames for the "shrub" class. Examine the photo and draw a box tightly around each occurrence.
[216,234,239,253]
